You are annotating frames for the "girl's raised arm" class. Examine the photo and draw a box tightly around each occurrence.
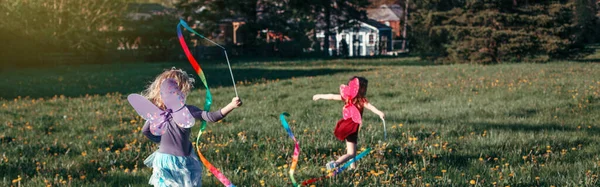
[364,102,385,120]
[313,94,342,101]
[220,97,242,116]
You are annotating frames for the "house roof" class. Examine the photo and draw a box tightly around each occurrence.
[367,4,403,21]
[389,4,404,18]
[363,19,392,30]
[319,19,391,33]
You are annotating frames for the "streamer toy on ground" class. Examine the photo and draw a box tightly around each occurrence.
[300,148,372,185]
[279,112,300,187]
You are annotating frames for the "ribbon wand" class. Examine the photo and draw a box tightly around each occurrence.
[382,118,387,140]
[177,20,235,187]
[178,19,239,99]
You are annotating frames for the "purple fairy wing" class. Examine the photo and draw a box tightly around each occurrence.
[127,94,167,135]
[160,79,195,128]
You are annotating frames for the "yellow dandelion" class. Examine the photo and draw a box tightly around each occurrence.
[12,175,21,183]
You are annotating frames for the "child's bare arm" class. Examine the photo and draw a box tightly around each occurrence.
[220,97,242,116]
[313,94,342,101]
[364,102,385,120]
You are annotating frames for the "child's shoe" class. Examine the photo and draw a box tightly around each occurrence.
[325,161,337,171]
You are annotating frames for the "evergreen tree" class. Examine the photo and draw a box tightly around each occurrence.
[411,0,599,64]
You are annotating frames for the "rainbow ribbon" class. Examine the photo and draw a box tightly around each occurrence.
[279,113,300,187]
[301,148,372,185]
[177,19,235,187]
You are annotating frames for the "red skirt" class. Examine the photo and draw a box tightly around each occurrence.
[334,118,360,142]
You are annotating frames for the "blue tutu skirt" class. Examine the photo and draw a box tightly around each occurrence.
[144,151,203,187]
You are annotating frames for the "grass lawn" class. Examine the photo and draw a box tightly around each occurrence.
[1,57,599,186]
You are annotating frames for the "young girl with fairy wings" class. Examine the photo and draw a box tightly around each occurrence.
[313,76,385,170]
[128,68,241,187]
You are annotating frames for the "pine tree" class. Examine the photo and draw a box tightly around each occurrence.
[411,0,599,64]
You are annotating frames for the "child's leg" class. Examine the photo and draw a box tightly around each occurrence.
[335,140,357,168]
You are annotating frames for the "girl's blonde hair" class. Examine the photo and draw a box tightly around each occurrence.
[142,67,195,109]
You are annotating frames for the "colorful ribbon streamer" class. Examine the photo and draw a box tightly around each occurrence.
[177,20,235,187]
[301,148,372,185]
[178,19,239,98]
[279,112,300,187]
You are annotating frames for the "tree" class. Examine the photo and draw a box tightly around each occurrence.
[176,0,370,56]
[306,0,370,56]
[175,0,261,45]
[0,0,129,54]
[410,0,599,64]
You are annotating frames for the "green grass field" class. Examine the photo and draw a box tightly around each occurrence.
[1,58,599,186]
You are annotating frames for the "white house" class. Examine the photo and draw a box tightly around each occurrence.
[317,19,393,57]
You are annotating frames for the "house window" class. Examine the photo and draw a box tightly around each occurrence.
[368,34,374,45]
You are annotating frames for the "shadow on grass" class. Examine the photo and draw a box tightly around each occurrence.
[251,58,436,68]
[467,121,600,134]
[383,113,600,134]
[104,174,149,186]
[435,153,478,169]
[0,66,359,99]
[201,67,361,88]
[573,58,600,63]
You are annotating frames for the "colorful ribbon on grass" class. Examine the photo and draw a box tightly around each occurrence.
[178,19,235,187]
[279,112,300,187]
[301,147,372,185]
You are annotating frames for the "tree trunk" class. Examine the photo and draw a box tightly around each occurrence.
[324,0,331,57]
[401,0,409,51]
